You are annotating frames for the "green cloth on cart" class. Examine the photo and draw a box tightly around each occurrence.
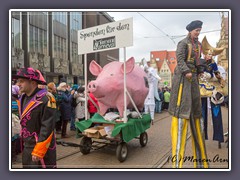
[75,113,151,143]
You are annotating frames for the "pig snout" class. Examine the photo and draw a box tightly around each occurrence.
[88,81,97,93]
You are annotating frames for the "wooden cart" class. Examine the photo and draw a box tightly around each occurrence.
[57,113,151,162]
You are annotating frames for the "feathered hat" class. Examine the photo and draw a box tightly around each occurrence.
[201,36,225,56]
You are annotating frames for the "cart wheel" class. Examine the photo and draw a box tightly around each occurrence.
[116,142,128,162]
[80,137,92,154]
[140,132,148,147]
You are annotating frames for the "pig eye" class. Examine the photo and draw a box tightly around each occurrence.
[110,73,114,76]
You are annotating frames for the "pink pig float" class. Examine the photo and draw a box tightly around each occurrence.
[88,57,149,117]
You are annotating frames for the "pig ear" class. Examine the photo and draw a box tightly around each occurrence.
[120,57,135,74]
[89,60,102,76]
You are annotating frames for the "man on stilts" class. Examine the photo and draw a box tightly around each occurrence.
[168,20,208,168]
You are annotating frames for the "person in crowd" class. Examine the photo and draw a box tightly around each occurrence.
[141,58,161,125]
[88,91,99,118]
[55,84,63,134]
[12,112,21,163]
[155,87,163,113]
[161,88,166,110]
[71,84,79,92]
[12,83,20,112]
[200,36,225,149]
[168,20,208,168]
[12,82,20,100]
[11,83,21,163]
[69,84,79,131]
[13,67,57,168]
[163,89,170,110]
[47,82,57,97]
[47,82,61,133]
[57,82,75,138]
[74,86,86,121]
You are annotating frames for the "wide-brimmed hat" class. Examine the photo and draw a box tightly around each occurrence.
[12,67,47,85]
[186,20,203,32]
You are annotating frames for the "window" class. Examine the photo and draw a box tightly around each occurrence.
[34,26,38,52]
[29,25,34,52]
[57,36,61,58]
[53,35,67,59]
[43,31,48,55]
[70,12,82,62]
[53,12,67,25]
[29,25,48,55]
[39,29,43,54]
[28,12,48,55]
[70,12,81,30]
[52,12,68,59]
[72,42,78,62]
[11,17,21,48]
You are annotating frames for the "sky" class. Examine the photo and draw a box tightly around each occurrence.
[107,10,229,63]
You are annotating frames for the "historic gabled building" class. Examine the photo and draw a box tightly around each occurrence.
[11,11,119,86]
[149,50,177,88]
[217,14,229,77]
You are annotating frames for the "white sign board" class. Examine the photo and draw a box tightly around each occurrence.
[78,18,133,54]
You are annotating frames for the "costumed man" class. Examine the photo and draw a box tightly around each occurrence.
[168,20,208,168]
[199,36,226,149]
[141,58,161,125]
[13,67,57,168]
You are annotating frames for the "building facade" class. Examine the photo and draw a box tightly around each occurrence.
[150,50,177,88]
[217,14,229,79]
[11,11,119,86]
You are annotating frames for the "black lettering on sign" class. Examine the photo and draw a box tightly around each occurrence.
[93,36,116,51]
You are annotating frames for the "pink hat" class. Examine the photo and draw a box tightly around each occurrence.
[12,67,47,85]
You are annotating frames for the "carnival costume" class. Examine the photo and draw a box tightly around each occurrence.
[141,58,161,123]
[168,20,208,168]
[200,36,226,148]
[13,67,57,168]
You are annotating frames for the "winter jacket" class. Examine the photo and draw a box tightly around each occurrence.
[57,90,73,120]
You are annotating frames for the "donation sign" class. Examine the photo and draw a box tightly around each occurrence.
[78,18,133,54]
